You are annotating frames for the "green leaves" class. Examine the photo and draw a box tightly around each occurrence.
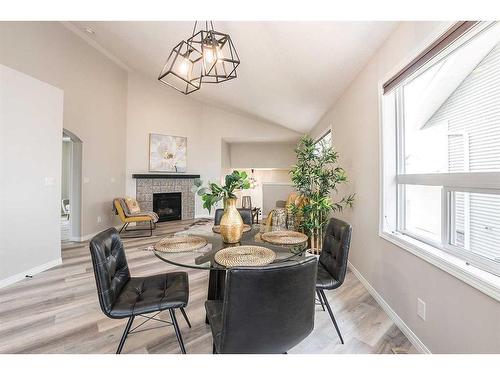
[290,134,355,236]
[223,170,249,193]
[192,170,251,214]
[201,193,222,214]
[197,187,207,196]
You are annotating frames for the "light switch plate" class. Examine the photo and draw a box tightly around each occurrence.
[44,176,55,186]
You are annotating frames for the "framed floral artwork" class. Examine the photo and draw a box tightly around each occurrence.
[149,134,187,172]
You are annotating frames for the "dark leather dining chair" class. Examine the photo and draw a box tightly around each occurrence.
[89,227,191,354]
[316,217,352,344]
[205,257,318,354]
[214,208,253,225]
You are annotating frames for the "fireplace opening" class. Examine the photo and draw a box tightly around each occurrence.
[153,192,182,222]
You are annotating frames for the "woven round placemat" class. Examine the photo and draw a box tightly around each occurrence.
[261,230,308,245]
[212,224,252,234]
[154,235,207,253]
[214,246,276,267]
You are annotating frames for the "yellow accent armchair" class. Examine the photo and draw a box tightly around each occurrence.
[113,198,158,237]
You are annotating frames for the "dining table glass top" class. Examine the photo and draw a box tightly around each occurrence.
[153,224,308,270]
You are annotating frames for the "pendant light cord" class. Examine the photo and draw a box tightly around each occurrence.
[191,21,198,37]
[190,21,214,37]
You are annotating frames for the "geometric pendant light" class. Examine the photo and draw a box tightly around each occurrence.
[158,40,203,95]
[187,22,240,84]
[158,21,240,95]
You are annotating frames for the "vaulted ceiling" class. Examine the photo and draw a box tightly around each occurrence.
[70,21,398,133]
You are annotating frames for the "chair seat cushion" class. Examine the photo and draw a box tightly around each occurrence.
[316,262,341,290]
[205,300,224,351]
[109,272,189,318]
[123,215,155,223]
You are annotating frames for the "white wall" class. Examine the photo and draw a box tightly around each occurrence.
[310,21,500,353]
[262,183,295,217]
[0,65,63,284]
[229,142,297,169]
[232,169,292,212]
[0,22,128,239]
[126,73,301,217]
[221,140,231,180]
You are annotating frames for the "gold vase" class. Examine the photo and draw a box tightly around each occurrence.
[220,197,244,243]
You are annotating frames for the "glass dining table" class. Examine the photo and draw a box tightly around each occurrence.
[153,224,309,314]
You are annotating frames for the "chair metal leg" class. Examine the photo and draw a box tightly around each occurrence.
[119,223,128,234]
[116,316,134,354]
[212,343,217,354]
[170,309,186,354]
[319,289,344,344]
[119,221,153,238]
[180,307,192,328]
[316,289,325,311]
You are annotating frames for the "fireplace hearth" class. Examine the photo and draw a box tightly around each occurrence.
[153,192,182,222]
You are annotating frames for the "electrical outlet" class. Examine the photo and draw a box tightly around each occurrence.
[417,298,426,321]
[84,176,90,184]
[97,216,102,224]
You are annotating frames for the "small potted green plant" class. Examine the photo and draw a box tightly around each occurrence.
[290,135,354,254]
[193,170,250,243]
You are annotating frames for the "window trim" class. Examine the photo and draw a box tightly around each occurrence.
[383,21,480,94]
[379,231,500,302]
[442,187,500,276]
[396,173,500,190]
[315,128,332,145]
[398,187,500,277]
[378,21,500,302]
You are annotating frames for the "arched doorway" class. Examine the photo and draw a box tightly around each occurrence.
[61,129,82,242]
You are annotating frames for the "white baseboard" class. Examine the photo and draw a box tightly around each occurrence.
[71,224,122,242]
[348,261,431,354]
[0,257,62,289]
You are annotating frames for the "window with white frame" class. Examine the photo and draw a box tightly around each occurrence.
[314,129,332,154]
[381,22,500,277]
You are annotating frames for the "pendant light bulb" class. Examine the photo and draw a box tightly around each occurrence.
[178,57,193,79]
[204,47,215,64]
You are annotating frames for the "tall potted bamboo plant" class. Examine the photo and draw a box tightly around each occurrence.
[289,135,354,254]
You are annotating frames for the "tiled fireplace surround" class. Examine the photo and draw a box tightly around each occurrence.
[133,174,200,220]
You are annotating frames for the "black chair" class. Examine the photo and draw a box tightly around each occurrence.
[316,218,352,344]
[205,257,318,354]
[214,208,253,225]
[89,228,191,354]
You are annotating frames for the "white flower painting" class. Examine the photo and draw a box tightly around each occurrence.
[149,134,187,172]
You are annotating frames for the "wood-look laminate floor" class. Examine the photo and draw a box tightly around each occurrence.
[0,220,416,354]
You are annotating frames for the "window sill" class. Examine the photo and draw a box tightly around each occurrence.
[379,231,500,302]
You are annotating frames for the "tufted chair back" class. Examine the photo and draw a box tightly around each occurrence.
[319,218,352,285]
[214,208,253,225]
[89,228,131,317]
[218,257,317,353]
